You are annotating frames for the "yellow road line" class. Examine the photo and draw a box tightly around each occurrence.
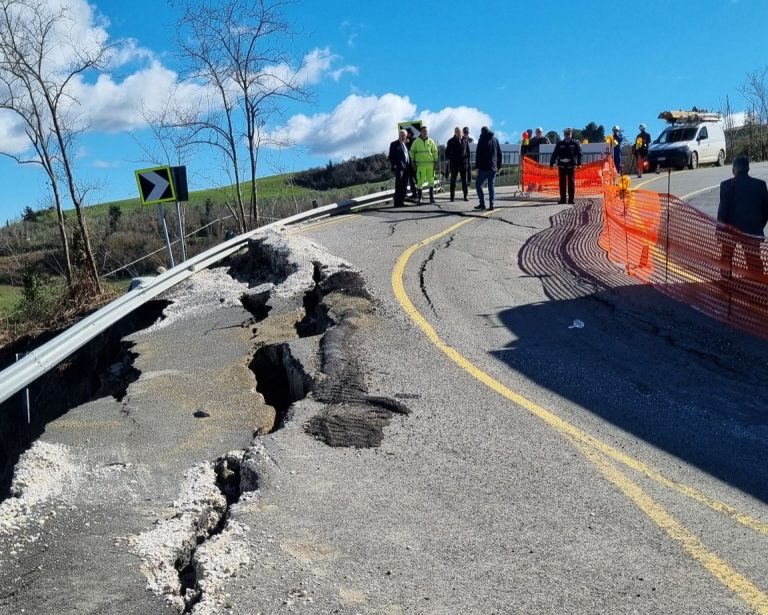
[680,183,721,201]
[391,219,768,533]
[392,218,768,610]
[577,441,768,615]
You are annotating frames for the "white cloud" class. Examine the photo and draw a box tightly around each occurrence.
[67,61,210,133]
[92,159,120,168]
[264,47,357,89]
[0,110,31,155]
[267,94,494,158]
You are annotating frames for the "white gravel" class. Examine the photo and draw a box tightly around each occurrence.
[0,441,81,540]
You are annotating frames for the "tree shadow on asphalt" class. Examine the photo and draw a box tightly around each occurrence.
[492,199,768,503]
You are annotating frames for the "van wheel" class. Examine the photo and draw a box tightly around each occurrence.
[715,150,725,166]
[688,151,698,170]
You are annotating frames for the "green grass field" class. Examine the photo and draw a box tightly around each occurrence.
[78,174,314,218]
[0,285,22,315]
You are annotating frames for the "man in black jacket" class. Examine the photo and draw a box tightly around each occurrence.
[549,127,582,204]
[527,127,550,162]
[717,155,768,278]
[445,127,470,201]
[388,129,412,208]
[473,126,502,211]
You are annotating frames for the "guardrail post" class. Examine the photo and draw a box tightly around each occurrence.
[15,353,31,425]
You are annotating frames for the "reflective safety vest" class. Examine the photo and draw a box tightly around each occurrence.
[410,137,438,165]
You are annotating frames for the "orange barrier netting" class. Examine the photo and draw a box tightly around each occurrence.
[522,156,768,340]
[521,156,612,196]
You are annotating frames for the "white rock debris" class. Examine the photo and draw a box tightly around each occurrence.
[141,268,249,333]
[129,462,227,612]
[0,441,81,539]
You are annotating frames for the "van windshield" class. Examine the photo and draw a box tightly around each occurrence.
[656,127,698,144]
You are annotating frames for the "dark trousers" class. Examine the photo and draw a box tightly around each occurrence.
[449,164,468,198]
[393,167,409,207]
[462,166,471,190]
[408,164,417,196]
[718,230,765,279]
[558,165,575,202]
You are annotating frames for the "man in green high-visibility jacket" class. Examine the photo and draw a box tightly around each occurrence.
[410,125,438,204]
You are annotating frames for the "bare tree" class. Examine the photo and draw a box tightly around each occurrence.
[0,0,105,295]
[739,66,768,161]
[176,0,308,231]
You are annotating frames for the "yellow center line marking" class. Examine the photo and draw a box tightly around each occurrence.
[391,216,768,611]
[679,183,721,201]
[576,440,768,614]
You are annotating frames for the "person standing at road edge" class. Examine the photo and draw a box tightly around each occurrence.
[446,127,471,202]
[473,126,502,211]
[389,129,412,208]
[716,155,768,279]
[410,125,439,204]
[633,124,651,178]
[549,127,582,204]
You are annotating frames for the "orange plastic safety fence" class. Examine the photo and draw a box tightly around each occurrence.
[521,157,614,196]
[600,181,768,340]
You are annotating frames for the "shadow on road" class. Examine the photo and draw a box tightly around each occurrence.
[492,200,768,503]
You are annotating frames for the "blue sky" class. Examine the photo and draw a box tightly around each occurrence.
[1,0,766,224]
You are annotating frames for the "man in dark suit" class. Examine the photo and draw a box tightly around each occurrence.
[389,129,412,208]
[717,155,768,278]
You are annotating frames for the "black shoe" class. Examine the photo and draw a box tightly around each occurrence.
[558,199,566,204]
[450,198,454,202]
[473,204,486,210]
[568,199,575,204]
[393,204,404,208]
[463,195,469,201]
[429,199,436,204]
[488,204,494,211]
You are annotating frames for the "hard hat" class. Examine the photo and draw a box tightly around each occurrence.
[639,123,647,130]
[613,125,621,131]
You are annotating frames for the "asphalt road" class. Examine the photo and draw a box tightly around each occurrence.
[633,160,768,218]
[1,173,768,614]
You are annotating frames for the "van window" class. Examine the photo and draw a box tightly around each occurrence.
[698,127,708,139]
[656,127,697,144]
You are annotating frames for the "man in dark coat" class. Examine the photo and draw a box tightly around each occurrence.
[717,155,768,278]
[445,126,470,201]
[549,127,582,204]
[473,126,502,211]
[527,127,550,162]
[388,129,412,208]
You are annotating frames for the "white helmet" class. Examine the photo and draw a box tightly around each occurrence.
[612,125,621,131]
[639,123,647,130]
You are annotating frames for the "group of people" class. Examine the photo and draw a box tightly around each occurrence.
[388,125,502,210]
[608,124,652,178]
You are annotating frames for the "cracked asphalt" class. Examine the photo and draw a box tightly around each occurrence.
[2,179,768,614]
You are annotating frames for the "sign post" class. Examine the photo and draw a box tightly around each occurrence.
[135,166,179,268]
[171,166,189,262]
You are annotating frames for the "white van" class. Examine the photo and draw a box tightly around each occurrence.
[647,121,726,171]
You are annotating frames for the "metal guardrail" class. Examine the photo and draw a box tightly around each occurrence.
[0,188,395,406]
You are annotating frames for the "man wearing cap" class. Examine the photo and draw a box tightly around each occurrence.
[549,128,582,204]
[717,155,768,279]
[410,125,439,204]
[389,129,413,208]
[633,124,651,179]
